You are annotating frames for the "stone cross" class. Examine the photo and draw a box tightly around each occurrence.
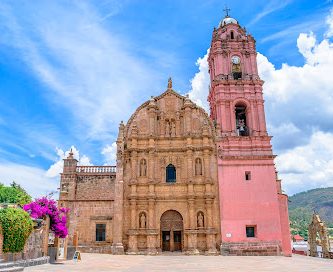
[168,77,172,89]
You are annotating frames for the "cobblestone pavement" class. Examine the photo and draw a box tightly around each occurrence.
[24,253,332,272]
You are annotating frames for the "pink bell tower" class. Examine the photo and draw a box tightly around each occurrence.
[208,11,291,256]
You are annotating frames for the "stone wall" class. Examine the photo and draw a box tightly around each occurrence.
[75,175,115,200]
[1,218,49,262]
[220,241,282,256]
[65,200,114,247]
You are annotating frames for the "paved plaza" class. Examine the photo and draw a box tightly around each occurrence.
[24,253,332,272]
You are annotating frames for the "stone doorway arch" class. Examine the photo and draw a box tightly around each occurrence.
[160,210,183,252]
[308,213,331,258]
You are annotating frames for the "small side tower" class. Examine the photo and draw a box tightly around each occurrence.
[59,149,78,201]
[208,11,291,256]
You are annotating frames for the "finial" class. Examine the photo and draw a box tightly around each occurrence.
[223,5,231,17]
[67,147,74,159]
[167,77,172,89]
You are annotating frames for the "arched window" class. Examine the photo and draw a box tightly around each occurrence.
[230,31,234,39]
[235,104,249,136]
[166,164,176,183]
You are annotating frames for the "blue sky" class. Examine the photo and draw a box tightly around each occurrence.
[0,0,333,197]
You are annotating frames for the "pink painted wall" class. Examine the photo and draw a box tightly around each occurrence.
[278,194,292,256]
[218,160,283,243]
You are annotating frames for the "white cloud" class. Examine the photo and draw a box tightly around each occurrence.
[187,49,210,111]
[0,163,58,198]
[101,142,117,165]
[268,122,300,136]
[46,146,92,178]
[0,1,161,141]
[258,10,333,194]
[276,131,333,194]
[325,8,333,38]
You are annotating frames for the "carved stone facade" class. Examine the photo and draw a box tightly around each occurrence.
[121,86,220,254]
[59,86,220,254]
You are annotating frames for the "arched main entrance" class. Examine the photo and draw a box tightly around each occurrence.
[160,210,183,252]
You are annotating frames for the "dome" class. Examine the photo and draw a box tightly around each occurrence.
[218,16,238,27]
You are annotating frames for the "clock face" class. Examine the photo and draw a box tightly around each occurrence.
[231,56,240,64]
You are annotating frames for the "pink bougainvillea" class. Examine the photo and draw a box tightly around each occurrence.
[23,197,69,238]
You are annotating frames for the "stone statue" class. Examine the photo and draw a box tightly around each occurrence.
[165,121,170,136]
[198,212,204,228]
[140,159,147,176]
[140,213,146,229]
[171,121,176,137]
[195,158,202,176]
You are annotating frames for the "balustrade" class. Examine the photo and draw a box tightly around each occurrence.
[76,166,116,173]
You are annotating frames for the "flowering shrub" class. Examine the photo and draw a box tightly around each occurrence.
[0,208,33,252]
[23,197,69,238]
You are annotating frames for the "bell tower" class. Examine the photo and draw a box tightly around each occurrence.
[208,12,292,256]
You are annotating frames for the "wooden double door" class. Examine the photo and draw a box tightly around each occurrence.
[160,210,183,252]
[162,230,182,251]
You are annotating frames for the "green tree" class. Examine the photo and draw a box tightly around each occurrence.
[0,207,33,252]
[0,182,32,205]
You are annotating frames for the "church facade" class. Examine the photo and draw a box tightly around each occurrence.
[58,15,291,256]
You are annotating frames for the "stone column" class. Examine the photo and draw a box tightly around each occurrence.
[203,150,210,178]
[112,122,125,254]
[257,100,267,135]
[206,199,213,229]
[184,98,192,134]
[112,177,124,254]
[128,198,138,254]
[176,111,181,136]
[147,186,157,255]
[131,151,137,180]
[187,148,193,180]
[148,150,154,181]
[220,101,227,132]
[187,198,199,254]
[170,230,174,252]
[250,102,257,136]
[205,199,217,254]
[73,231,78,249]
[229,101,236,134]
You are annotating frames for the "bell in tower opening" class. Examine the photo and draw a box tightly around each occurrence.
[235,105,248,136]
[231,55,242,80]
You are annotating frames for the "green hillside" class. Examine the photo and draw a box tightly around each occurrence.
[288,187,333,240]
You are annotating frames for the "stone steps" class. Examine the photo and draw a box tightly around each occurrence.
[0,263,24,272]
[0,256,49,271]
[0,267,24,272]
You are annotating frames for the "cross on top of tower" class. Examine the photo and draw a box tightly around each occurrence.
[223,5,231,17]
[167,77,172,89]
